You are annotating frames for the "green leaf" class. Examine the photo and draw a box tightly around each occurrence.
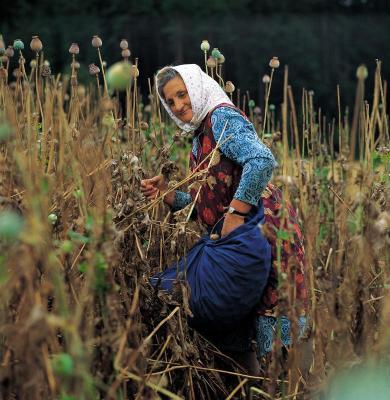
[94,253,109,292]
[372,151,382,170]
[314,167,329,180]
[60,395,77,400]
[276,229,292,241]
[73,189,83,199]
[52,353,74,376]
[40,177,49,194]
[0,122,12,141]
[95,253,107,271]
[78,261,88,274]
[0,255,9,284]
[318,224,328,243]
[85,214,94,231]
[67,230,89,244]
[347,205,364,234]
[60,240,73,253]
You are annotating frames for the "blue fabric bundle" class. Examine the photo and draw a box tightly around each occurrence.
[151,204,272,329]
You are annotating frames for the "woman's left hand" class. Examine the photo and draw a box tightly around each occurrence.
[221,213,246,237]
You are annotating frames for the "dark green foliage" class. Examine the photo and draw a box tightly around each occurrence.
[0,1,389,114]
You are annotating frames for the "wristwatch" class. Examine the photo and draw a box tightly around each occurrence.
[226,206,249,217]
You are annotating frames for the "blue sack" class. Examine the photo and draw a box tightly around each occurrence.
[151,204,272,329]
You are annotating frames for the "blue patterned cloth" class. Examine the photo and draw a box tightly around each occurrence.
[255,315,307,357]
[172,190,192,211]
[172,107,277,210]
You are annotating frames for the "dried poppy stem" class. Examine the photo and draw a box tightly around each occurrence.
[120,307,179,371]
[226,379,249,400]
[118,369,183,400]
[95,75,101,99]
[214,59,224,87]
[144,335,172,381]
[282,65,289,178]
[41,343,56,394]
[132,59,139,153]
[287,86,306,216]
[35,52,44,126]
[350,65,367,161]
[96,47,108,96]
[147,363,280,383]
[146,205,158,256]
[121,130,232,228]
[262,68,275,138]
[327,185,354,215]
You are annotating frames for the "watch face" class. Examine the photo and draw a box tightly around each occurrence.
[228,206,235,214]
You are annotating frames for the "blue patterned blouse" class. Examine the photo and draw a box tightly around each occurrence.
[172,107,277,211]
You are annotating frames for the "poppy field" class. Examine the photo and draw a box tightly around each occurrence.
[0,35,389,399]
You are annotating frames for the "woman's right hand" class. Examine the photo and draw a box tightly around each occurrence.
[140,175,175,206]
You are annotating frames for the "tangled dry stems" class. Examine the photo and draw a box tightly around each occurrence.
[0,48,389,400]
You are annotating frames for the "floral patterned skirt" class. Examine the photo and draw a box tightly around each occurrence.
[258,183,308,315]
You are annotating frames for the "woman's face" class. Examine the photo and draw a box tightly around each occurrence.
[162,76,193,123]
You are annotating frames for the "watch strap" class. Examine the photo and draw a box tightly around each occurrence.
[227,206,249,217]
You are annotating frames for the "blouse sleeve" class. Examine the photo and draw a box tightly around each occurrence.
[171,190,193,211]
[210,107,277,206]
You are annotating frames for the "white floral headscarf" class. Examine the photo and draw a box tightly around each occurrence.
[156,64,233,133]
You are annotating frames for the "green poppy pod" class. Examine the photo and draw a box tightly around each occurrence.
[328,363,390,400]
[211,48,221,60]
[48,213,58,224]
[356,64,368,80]
[106,61,133,91]
[13,39,24,51]
[200,40,210,52]
[0,211,24,240]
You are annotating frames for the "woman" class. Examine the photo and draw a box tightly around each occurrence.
[142,64,307,374]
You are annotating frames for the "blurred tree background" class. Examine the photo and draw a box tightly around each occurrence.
[1,0,389,114]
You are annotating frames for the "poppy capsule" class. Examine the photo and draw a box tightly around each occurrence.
[269,57,280,69]
[92,35,102,48]
[30,36,43,52]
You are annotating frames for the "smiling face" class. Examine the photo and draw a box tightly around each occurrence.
[162,76,193,123]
